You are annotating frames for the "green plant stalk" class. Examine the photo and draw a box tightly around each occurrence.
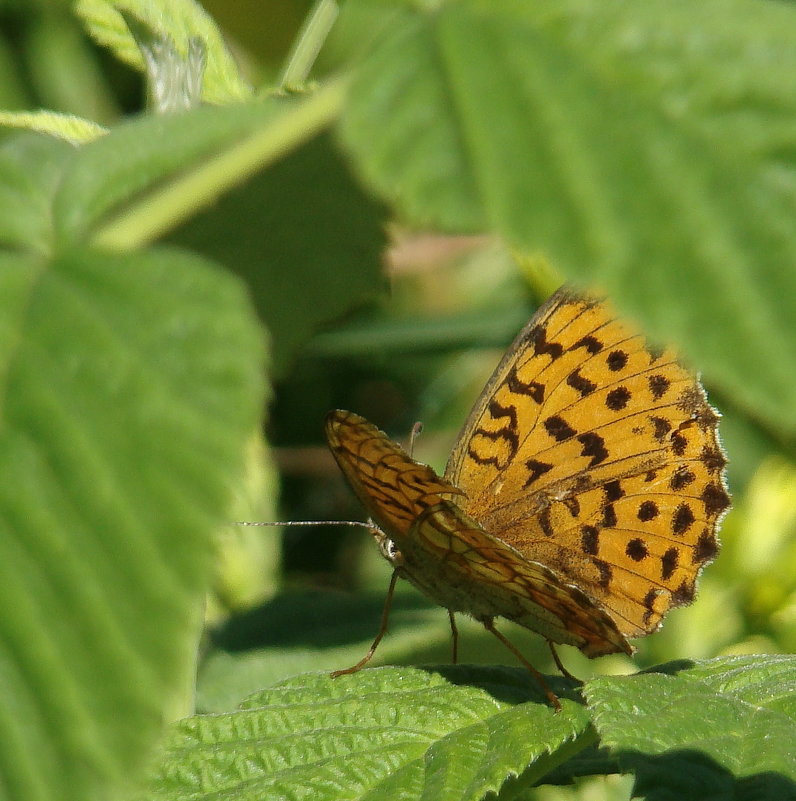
[278,0,340,89]
[91,76,347,251]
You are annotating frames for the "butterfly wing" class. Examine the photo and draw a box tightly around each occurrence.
[444,287,730,639]
[404,502,630,655]
[325,410,461,540]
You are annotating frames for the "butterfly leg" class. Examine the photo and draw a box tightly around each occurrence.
[547,641,580,683]
[481,618,561,712]
[407,420,424,456]
[331,569,400,678]
[448,610,459,663]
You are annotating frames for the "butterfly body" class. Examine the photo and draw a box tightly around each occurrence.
[327,410,632,656]
[326,287,730,664]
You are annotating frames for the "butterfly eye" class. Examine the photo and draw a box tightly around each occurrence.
[379,535,402,564]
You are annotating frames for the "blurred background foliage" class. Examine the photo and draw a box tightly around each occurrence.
[3,2,795,797]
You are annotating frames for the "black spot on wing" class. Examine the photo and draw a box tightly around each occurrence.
[637,500,659,521]
[567,369,597,397]
[524,459,553,487]
[545,415,576,441]
[626,538,648,561]
[578,432,608,467]
[650,416,672,442]
[572,335,602,354]
[531,325,564,360]
[672,503,695,535]
[661,547,679,580]
[693,530,719,563]
[649,374,671,400]
[507,365,544,404]
[606,350,628,371]
[606,387,631,411]
[702,483,731,516]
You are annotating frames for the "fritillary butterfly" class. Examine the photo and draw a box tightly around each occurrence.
[326,287,730,706]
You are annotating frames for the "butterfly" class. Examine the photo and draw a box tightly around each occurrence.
[325,287,730,707]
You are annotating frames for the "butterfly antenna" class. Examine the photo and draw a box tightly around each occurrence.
[330,569,400,677]
[482,618,561,712]
[236,520,375,529]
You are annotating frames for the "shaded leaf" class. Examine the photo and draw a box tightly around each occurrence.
[171,132,388,375]
[585,656,796,799]
[337,0,796,446]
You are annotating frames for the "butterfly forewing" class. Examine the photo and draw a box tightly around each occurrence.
[443,288,730,638]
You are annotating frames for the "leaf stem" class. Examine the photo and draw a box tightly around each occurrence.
[278,0,340,90]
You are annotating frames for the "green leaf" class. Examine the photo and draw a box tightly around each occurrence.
[150,666,592,801]
[170,131,388,375]
[337,0,796,446]
[32,94,378,375]
[585,656,796,798]
[0,110,107,143]
[25,9,121,124]
[75,0,252,103]
[0,135,266,801]
[0,134,75,253]
[50,82,346,251]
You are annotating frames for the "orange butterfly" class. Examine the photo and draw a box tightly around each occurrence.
[326,287,730,707]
